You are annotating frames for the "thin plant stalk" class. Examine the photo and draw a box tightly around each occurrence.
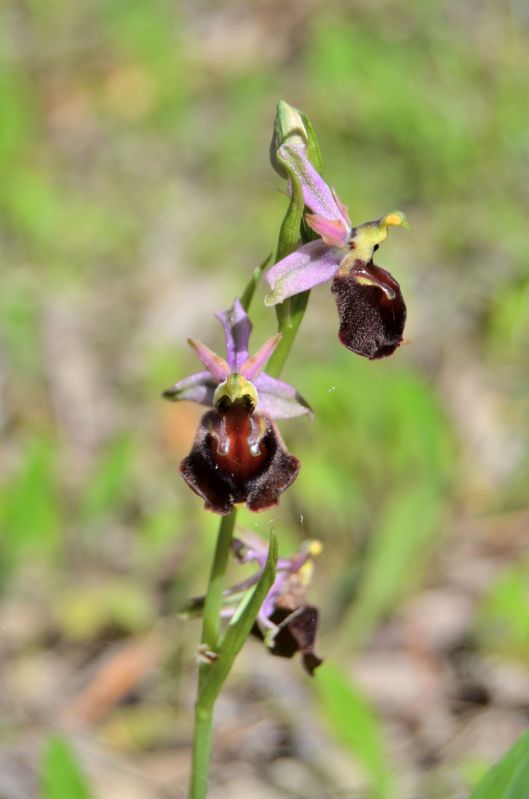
[189,511,236,799]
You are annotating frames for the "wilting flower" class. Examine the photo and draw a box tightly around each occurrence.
[266,117,409,360]
[163,299,310,514]
[186,534,323,675]
[235,535,323,676]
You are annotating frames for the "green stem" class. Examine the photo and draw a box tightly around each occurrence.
[200,511,237,650]
[189,704,214,799]
[190,511,235,799]
[266,145,312,377]
[265,291,310,378]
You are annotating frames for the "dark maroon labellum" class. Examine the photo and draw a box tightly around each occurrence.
[180,406,300,515]
[331,261,406,359]
[252,605,323,676]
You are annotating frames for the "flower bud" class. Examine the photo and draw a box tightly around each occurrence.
[270,101,307,177]
[270,100,323,178]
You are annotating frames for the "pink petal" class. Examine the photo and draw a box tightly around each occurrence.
[254,373,312,420]
[332,188,351,229]
[162,370,216,405]
[187,339,230,381]
[265,240,343,305]
[279,142,350,229]
[305,213,349,247]
[241,334,282,380]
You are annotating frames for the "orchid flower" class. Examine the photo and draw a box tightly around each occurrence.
[184,534,323,675]
[163,299,311,514]
[266,119,409,360]
[234,534,323,676]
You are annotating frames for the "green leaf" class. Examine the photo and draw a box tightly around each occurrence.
[299,109,324,174]
[468,728,529,799]
[41,736,93,799]
[315,663,393,799]
[200,532,278,708]
[505,755,529,799]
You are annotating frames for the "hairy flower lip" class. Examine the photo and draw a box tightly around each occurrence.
[179,408,300,515]
[332,262,406,360]
[254,605,323,676]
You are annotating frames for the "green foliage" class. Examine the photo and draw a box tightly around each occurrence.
[295,355,453,643]
[0,438,61,585]
[0,68,35,166]
[343,483,446,646]
[55,579,155,640]
[41,736,93,799]
[79,436,135,526]
[475,561,529,662]
[487,279,529,364]
[0,280,41,377]
[298,357,453,523]
[1,0,528,792]
[468,728,529,799]
[315,663,393,799]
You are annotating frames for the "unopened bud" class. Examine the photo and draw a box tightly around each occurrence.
[270,100,308,177]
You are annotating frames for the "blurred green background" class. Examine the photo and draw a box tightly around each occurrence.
[1,1,529,797]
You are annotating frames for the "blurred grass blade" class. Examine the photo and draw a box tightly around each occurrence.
[200,532,278,707]
[343,483,444,647]
[505,755,529,799]
[80,436,134,525]
[41,736,93,799]
[315,663,393,799]
[468,729,529,799]
[0,437,61,584]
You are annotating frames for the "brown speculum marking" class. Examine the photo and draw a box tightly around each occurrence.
[210,403,269,480]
